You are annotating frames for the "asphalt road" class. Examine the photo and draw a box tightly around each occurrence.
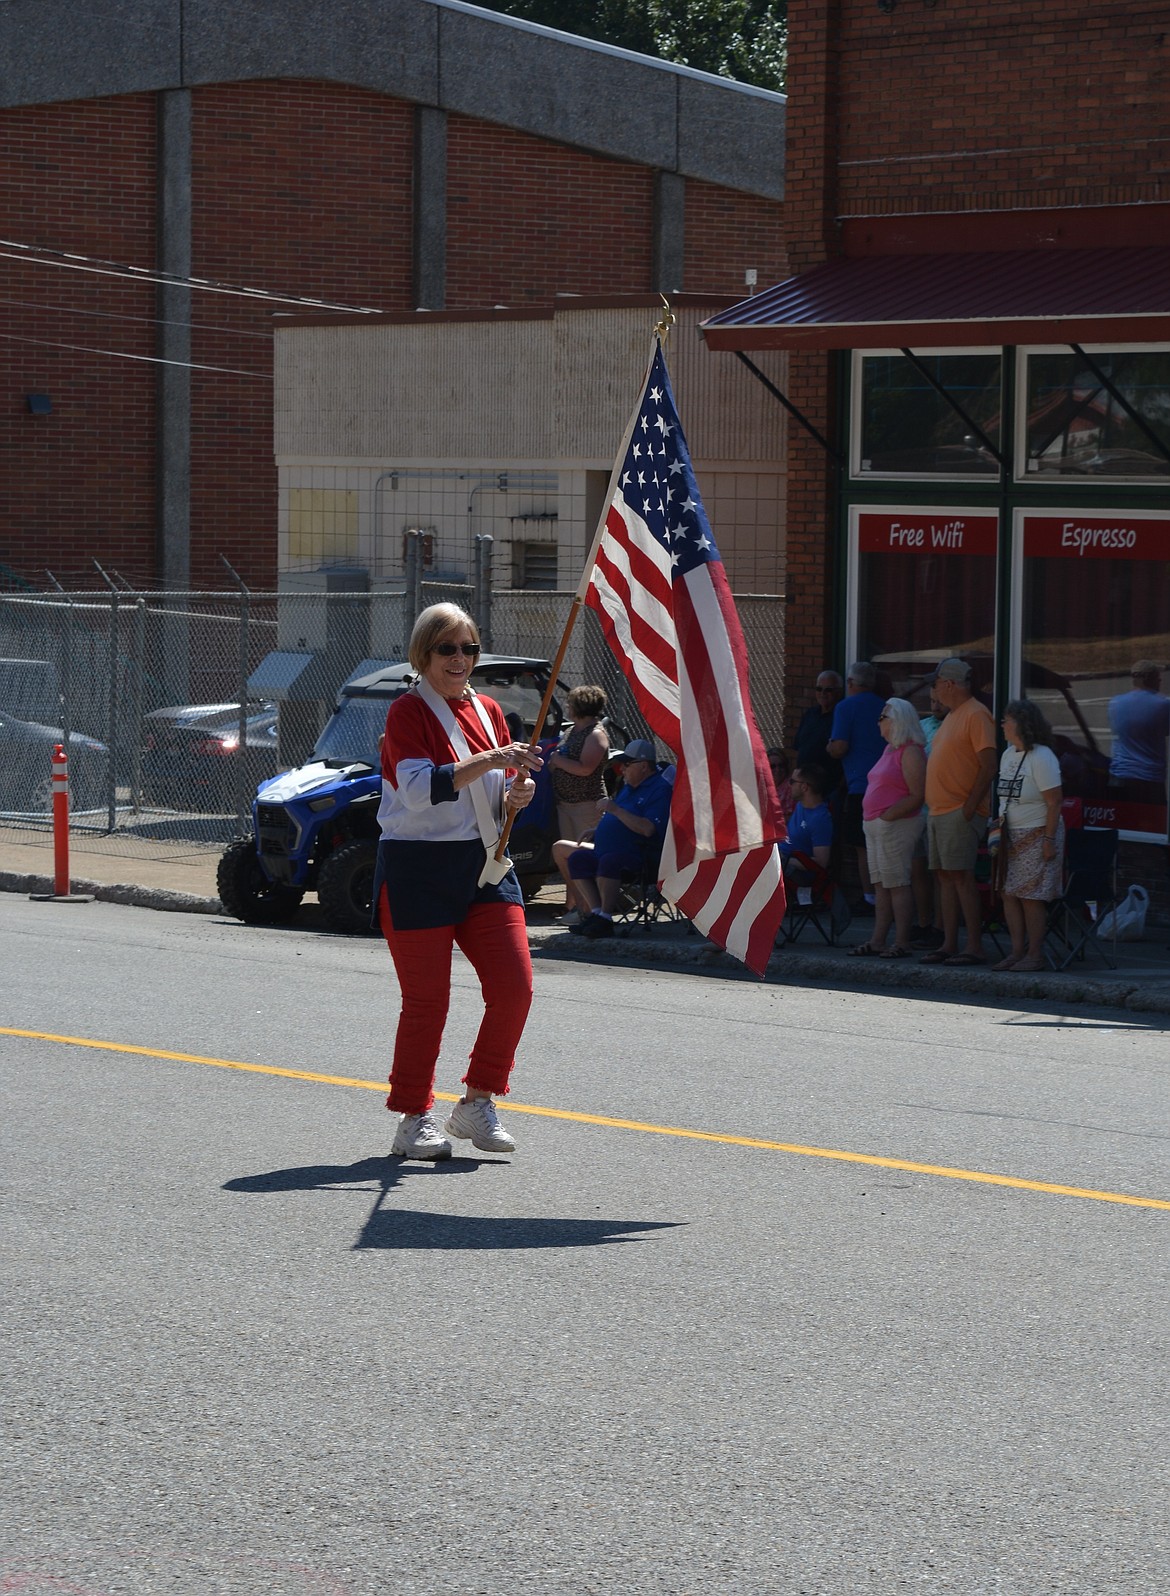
[2,897,1168,1596]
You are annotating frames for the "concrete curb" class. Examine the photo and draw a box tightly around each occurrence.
[1,870,222,916]
[7,871,1170,1016]
[528,923,1170,1016]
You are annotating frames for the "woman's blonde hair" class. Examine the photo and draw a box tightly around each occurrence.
[407,602,481,675]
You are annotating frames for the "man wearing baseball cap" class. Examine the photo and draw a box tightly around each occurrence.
[560,739,673,939]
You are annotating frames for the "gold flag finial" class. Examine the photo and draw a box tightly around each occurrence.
[655,294,675,342]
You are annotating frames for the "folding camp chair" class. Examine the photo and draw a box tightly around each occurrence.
[779,851,852,946]
[1045,827,1121,970]
[613,846,686,933]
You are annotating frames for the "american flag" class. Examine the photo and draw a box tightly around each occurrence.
[581,339,787,976]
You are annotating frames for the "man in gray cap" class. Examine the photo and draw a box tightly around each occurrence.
[921,657,997,966]
[559,739,673,939]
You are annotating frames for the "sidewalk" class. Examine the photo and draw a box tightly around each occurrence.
[5,827,1170,1015]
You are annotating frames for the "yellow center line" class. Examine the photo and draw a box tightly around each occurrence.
[5,1026,1168,1211]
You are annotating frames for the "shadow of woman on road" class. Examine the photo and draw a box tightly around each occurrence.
[223,1156,682,1252]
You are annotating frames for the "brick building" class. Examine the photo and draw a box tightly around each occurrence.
[706,0,1170,858]
[0,0,786,593]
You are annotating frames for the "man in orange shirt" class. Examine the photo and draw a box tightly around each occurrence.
[921,658,997,966]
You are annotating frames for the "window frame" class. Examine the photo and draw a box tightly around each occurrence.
[849,347,1005,485]
[1009,504,1170,842]
[1014,342,1170,488]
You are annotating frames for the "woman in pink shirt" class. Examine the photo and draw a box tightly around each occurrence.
[853,698,927,959]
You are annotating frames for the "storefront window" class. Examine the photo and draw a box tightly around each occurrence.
[853,509,999,711]
[1016,511,1170,839]
[1021,348,1170,480]
[854,353,1001,477]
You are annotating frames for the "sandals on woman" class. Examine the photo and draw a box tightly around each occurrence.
[848,942,881,957]
[880,946,911,960]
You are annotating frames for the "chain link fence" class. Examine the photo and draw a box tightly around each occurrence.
[489,590,785,755]
[0,582,783,855]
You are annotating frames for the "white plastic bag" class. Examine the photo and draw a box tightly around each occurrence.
[1095,884,1149,942]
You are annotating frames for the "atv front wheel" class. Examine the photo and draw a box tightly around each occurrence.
[216,836,304,923]
[317,837,378,934]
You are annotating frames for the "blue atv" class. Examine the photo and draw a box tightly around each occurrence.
[216,656,569,933]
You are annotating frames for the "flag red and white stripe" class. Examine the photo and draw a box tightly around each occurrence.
[580,340,787,975]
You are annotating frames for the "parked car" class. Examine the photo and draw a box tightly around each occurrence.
[0,709,108,815]
[0,657,63,724]
[142,700,279,811]
[217,657,567,933]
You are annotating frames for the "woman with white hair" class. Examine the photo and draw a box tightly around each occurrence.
[852,697,926,959]
[374,602,543,1160]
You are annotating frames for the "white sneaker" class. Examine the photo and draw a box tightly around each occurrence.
[556,908,583,926]
[391,1111,452,1160]
[444,1097,516,1154]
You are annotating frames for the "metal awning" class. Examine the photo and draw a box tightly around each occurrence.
[701,247,1170,351]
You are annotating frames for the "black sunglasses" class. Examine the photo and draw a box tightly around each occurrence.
[432,641,481,658]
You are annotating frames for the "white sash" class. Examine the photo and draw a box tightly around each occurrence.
[414,679,516,886]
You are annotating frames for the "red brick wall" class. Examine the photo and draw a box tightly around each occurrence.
[836,0,1170,217]
[0,96,157,587]
[683,179,787,295]
[1,80,789,593]
[445,116,655,305]
[777,0,842,732]
[189,81,415,587]
[780,0,1170,736]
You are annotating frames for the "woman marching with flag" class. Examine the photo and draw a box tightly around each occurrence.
[374,602,543,1160]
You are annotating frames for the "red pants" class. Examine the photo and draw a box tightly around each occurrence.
[378,889,533,1114]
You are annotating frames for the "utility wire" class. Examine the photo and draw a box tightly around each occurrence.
[0,329,271,379]
[0,237,386,315]
[0,294,274,340]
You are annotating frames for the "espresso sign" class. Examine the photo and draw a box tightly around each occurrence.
[1023,513,1170,561]
[857,512,999,555]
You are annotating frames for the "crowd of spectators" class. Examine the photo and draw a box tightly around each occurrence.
[547,655,1092,972]
[765,655,1070,968]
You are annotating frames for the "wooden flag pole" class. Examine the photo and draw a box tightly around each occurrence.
[488,595,584,868]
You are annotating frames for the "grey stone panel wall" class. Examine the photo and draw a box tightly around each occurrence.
[0,0,179,107]
[183,0,440,105]
[412,106,447,311]
[435,6,679,172]
[0,0,784,199]
[678,78,785,202]
[653,173,686,295]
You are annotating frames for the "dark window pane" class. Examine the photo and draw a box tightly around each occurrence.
[855,510,998,711]
[1020,514,1170,837]
[858,354,1001,476]
[1023,350,1170,479]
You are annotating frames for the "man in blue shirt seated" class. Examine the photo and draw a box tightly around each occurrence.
[565,739,673,940]
[777,763,834,874]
